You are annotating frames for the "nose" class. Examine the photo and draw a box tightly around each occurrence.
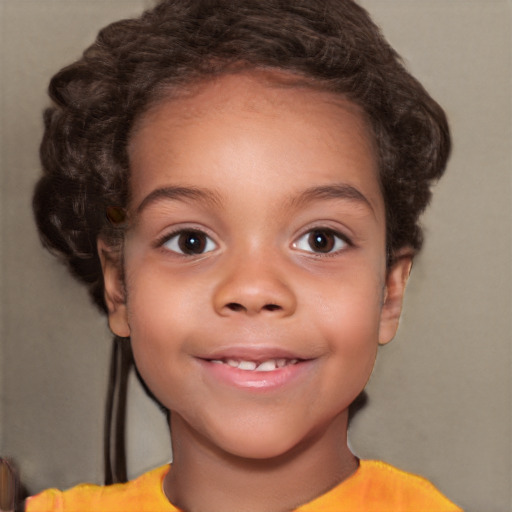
[212,255,297,318]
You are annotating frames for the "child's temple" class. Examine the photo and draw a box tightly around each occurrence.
[25,0,462,510]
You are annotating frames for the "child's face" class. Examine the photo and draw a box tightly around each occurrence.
[101,71,410,460]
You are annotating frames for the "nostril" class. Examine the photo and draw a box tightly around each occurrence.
[224,302,282,313]
[263,304,281,312]
[226,302,246,312]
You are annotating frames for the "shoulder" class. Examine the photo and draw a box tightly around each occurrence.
[25,465,176,512]
[358,460,462,510]
[298,460,463,512]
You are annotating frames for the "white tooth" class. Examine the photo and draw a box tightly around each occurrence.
[211,360,223,364]
[238,360,257,371]
[289,359,298,365]
[256,360,278,372]
[276,358,287,368]
[226,359,239,368]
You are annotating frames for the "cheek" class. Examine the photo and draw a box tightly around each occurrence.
[122,262,218,402]
[308,275,383,377]
[123,271,183,383]
[310,275,383,338]
[125,260,199,334]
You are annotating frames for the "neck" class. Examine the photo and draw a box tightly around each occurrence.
[163,413,358,512]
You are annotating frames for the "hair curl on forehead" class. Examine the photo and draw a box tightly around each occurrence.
[34,0,450,313]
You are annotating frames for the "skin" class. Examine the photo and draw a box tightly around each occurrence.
[99,71,412,512]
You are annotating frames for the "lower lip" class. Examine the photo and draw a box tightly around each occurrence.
[197,359,310,391]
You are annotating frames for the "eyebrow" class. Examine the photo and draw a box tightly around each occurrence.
[135,186,221,215]
[289,184,375,215]
[134,183,374,217]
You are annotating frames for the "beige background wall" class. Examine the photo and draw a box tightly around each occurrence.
[0,1,510,511]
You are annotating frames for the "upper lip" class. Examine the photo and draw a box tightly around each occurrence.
[197,345,309,363]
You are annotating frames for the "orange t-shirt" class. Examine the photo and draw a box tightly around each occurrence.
[26,460,462,512]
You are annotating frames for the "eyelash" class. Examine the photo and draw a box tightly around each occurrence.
[292,228,352,255]
[156,227,352,257]
[157,229,217,256]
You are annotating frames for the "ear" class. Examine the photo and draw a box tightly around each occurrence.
[97,239,130,338]
[378,249,414,346]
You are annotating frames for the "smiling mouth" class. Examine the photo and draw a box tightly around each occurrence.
[207,358,300,372]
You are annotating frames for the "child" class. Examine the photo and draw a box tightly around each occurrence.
[27,0,462,510]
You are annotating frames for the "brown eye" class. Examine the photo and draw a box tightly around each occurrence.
[308,230,335,253]
[163,230,216,255]
[293,229,348,254]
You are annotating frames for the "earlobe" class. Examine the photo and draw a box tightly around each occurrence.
[378,249,413,345]
[97,239,131,338]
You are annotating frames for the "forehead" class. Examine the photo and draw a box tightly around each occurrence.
[128,71,382,217]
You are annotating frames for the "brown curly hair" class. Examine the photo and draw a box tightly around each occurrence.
[33,0,451,313]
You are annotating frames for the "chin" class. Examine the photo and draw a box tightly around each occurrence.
[221,436,300,461]
[208,420,315,462]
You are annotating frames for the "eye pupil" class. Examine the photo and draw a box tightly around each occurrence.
[178,231,206,254]
[308,230,335,253]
